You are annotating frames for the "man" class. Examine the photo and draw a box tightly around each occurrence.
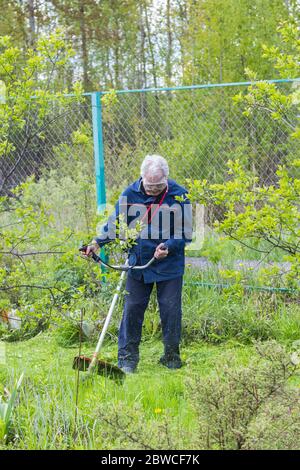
[86,155,192,373]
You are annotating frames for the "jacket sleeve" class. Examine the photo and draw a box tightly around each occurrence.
[164,195,193,254]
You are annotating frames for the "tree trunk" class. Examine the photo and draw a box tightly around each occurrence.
[138,3,147,120]
[79,2,90,91]
[144,2,158,89]
[113,16,121,88]
[27,0,36,47]
[166,0,173,85]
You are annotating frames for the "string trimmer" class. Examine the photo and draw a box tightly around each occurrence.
[72,244,166,382]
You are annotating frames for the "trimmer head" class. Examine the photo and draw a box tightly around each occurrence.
[72,355,125,383]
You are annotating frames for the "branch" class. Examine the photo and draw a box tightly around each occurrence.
[0,283,68,304]
[252,103,296,131]
[224,230,271,254]
[0,250,65,257]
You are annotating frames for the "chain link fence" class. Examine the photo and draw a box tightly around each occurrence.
[1,80,299,292]
[102,81,299,198]
[0,96,93,195]
[2,80,299,209]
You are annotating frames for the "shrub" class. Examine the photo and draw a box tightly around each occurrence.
[187,340,300,449]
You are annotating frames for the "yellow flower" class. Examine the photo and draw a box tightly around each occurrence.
[154,408,162,414]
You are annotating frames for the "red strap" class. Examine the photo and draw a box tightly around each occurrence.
[140,185,168,225]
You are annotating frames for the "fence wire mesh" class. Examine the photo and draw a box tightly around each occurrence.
[0,96,93,195]
[102,82,299,198]
[2,81,298,202]
[1,80,299,293]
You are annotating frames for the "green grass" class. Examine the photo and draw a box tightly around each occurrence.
[0,332,254,450]
[0,278,299,450]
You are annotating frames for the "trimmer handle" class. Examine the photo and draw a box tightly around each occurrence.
[79,243,166,271]
[79,245,101,263]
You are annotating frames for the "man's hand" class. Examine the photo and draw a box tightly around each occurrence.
[154,243,168,260]
[84,241,100,257]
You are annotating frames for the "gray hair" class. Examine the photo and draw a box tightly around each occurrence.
[140,155,169,179]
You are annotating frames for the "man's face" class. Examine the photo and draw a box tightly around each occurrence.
[142,172,167,196]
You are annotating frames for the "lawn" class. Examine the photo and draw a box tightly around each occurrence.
[1,277,299,450]
[1,332,255,450]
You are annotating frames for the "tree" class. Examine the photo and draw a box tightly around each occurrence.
[0,29,83,194]
[180,0,299,84]
[187,22,300,290]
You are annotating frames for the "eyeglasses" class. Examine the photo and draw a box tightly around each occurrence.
[142,178,167,191]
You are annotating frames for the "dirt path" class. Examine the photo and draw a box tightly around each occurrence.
[185,256,291,273]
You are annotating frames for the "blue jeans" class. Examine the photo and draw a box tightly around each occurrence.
[118,274,183,368]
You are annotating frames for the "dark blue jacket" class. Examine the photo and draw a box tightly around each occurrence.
[95,177,192,283]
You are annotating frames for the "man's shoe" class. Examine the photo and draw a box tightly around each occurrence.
[159,345,182,369]
[120,365,136,374]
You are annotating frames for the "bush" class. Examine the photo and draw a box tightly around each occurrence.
[187,340,300,449]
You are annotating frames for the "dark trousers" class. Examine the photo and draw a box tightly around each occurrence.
[118,274,183,368]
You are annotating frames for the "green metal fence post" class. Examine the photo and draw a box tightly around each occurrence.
[91,92,107,278]
[92,91,106,213]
